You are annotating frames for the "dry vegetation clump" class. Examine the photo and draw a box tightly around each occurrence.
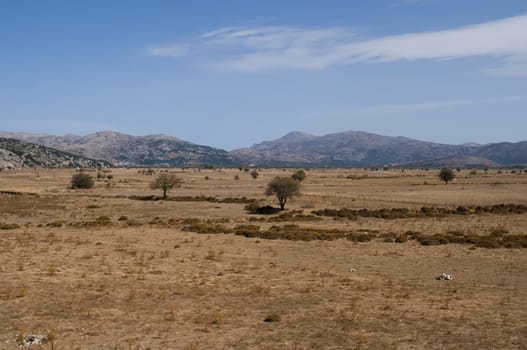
[183,221,527,249]
[128,194,164,201]
[69,215,113,227]
[313,203,527,220]
[0,190,39,197]
[232,224,261,237]
[0,223,20,230]
[46,220,65,228]
[244,203,281,214]
[235,224,349,241]
[379,229,527,249]
[182,222,233,234]
[266,209,323,222]
[70,172,94,189]
[167,195,257,204]
[129,194,257,204]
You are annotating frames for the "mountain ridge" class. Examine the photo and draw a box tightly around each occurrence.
[1,130,525,168]
[0,131,235,168]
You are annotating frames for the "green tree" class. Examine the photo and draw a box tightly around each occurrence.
[439,168,455,184]
[265,176,301,210]
[70,172,95,189]
[291,170,306,182]
[150,173,182,198]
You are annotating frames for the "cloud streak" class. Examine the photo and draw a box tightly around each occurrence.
[304,95,527,120]
[147,13,527,72]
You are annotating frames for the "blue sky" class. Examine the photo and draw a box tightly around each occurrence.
[1,0,526,150]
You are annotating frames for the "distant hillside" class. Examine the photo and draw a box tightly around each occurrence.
[472,142,527,166]
[232,131,527,167]
[0,138,111,169]
[402,156,500,169]
[231,131,473,167]
[0,131,236,167]
[2,130,525,168]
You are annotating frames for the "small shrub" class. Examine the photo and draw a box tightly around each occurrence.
[95,216,111,224]
[439,168,455,184]
[246,204,281,215]
[381,232,397,243]
[233,224,261,237]
[473,237,501,249]
[417,234,449,246]
[127,220,143,227]
[0,223,20,230]
[395,235,408,243]
[71,173,94,189]
[490,228,509,236]
[291,170,306,182]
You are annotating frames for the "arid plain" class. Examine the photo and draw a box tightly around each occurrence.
[1,168,526,349]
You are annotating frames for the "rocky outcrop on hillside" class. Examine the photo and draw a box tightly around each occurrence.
[0,138,111,169]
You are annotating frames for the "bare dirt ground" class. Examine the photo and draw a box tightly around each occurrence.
[1,168,526,349]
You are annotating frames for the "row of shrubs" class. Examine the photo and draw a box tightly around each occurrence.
[182,223,363,241]
[11,215,526,249]
[129,195,256,204]
[387,229,527,249]
[312,203,527,220]
[181,221,526,248]
[243,207,323,222]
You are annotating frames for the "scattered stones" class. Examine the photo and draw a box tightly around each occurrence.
[435,272,453,281]
[19,334,46,346]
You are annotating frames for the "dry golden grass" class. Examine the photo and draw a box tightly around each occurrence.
[0,168,526,349]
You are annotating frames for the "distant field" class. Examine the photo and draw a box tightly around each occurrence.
[1,168,526,349]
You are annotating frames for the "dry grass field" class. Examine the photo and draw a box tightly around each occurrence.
[1,167,526,349]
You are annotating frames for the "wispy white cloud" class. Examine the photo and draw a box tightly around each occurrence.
[147,13,527,73]
[146,43,189,58]
[305,95,527,119]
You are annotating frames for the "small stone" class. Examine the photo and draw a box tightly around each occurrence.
[435,272,453,281]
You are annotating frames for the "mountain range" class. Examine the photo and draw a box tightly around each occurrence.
[0,130,525,168]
